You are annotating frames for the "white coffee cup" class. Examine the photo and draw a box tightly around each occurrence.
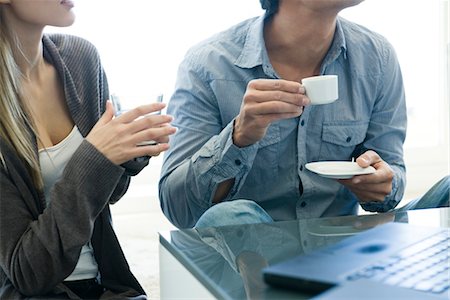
[301,75,338,105]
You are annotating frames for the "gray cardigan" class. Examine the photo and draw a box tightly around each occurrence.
[0,34,148,299]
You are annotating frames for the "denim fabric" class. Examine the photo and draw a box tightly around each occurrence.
[397,176,450,211]
[160,14,407,229]
[195,200,274,228]
[194,176,449,229]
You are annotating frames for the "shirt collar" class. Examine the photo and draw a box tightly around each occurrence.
[320,17,348,73]
[235,15,269,69]
[235,15,348,73]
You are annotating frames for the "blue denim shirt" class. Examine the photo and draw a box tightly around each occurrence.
[160,15,407,228]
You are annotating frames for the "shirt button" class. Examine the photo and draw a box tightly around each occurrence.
[234,159,242,166]
[299,165,303,171]
[346,136,352,143]
[300,120,305,126]
[300,201,307,208]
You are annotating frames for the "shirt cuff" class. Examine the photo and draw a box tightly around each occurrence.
[215,121,258,180]
[191,121,258,199]
[360,171,400,212]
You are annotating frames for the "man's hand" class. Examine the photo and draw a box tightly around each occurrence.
[338,150,394,203]
[233,79,310,147]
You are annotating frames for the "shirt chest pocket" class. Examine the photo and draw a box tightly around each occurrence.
[319,122,368,161]
[250,124,281,180]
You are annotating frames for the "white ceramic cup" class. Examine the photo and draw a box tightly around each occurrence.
[301,75,338,105]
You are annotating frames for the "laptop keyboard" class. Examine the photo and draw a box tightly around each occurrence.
[346,230,450,295]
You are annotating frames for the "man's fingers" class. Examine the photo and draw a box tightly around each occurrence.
[356,150,381,168]
[343,181,392,196]
[244,100,304,115]
[247,78,303,93]
[354,191,387,202]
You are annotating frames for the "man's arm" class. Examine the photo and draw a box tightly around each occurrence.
[159,56,309,228]
[340,42,407,212]
[159,57,260,228]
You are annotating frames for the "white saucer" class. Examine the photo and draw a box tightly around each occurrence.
[305,161,375,179]
[308,225,363,237]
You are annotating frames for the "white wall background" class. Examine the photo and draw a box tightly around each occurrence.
[47,0,449,200]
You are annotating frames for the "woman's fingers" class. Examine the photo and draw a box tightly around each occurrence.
[130,142,171,158]
[115,103,166,123]
[126,114,174,134]
[131,125,177,146]
[86,101,176,164]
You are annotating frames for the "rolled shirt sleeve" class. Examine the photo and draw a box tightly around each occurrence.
[159,15,407,228]
[159,56,258,228]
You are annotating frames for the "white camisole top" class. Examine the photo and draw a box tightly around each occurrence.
[39,126,99,281]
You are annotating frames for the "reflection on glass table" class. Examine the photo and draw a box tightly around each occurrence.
[158,208,450,299]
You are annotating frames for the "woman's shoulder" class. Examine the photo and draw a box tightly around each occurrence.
[44,33,97,51]
[43,33,101,63]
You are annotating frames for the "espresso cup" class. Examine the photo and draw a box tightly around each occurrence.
[301,75,338,105]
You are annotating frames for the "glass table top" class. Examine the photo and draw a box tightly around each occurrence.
[159,207,449,299]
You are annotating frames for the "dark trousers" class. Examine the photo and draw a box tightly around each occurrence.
[64,278,104,299]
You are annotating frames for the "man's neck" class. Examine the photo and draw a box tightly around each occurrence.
[263,5,338,81]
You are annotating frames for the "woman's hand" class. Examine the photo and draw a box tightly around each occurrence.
[86,101,177,165]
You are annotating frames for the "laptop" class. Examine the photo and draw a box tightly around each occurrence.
[263,222,449,299]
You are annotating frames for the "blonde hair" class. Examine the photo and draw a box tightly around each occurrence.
[0,7,43,190]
